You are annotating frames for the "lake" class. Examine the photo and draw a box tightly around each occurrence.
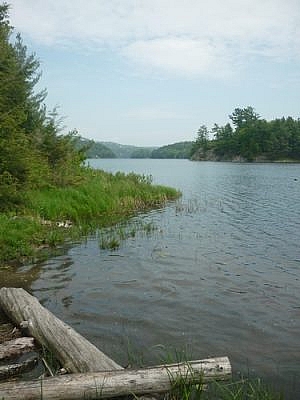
[5,159,300,397]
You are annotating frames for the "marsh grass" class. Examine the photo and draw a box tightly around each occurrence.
[99,219,157,251]
[165,378,284,400]
[147,346,285,400]
[99,234,121,251]
[0,168,179,264]
[162,349,284,400]
[204,378,284,400]
[166,361,206,400]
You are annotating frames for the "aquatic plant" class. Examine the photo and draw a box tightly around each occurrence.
[98,218,158,251]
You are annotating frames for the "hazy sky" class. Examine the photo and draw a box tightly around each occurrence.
[9,0,300,146]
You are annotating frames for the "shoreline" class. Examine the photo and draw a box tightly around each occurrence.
[0,168,180,267]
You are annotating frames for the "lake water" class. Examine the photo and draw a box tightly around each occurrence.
[3,159,300,397]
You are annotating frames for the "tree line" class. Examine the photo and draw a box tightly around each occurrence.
[0,3,85,211]
[78,139,193,159]
[191,106,300,161]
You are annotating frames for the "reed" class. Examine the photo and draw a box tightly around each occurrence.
[98,219,157,251]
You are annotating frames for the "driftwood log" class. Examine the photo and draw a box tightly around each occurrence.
[0,288,157,399]
[0,288,231,399]
[0,287,122,373]
[0,337,35,360]
[0,357,232,400]
[0,355,38,381]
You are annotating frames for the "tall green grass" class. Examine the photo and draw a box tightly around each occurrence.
[166,377,284,400]
[0,168,180,265]
[99,219,156,251]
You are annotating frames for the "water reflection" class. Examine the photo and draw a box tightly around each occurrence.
[0,263,42,291]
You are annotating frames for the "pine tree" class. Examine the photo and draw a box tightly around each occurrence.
[0,2,85,210]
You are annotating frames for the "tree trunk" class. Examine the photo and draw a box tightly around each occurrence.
[0,287,122,373]
[0,357,231,400]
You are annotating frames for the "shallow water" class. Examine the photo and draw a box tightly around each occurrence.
[1,160,300,397]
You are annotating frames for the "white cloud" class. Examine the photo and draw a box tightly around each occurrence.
[122,37,232,78]
[9,0,300,78]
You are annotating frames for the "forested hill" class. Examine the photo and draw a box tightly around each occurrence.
[102,142,157,158]
[76,140,157,158]
[75,137,116,158]
[77,139,193,159]
[190,107,300,162]
[102,141,193,159]
[151,141,193,159]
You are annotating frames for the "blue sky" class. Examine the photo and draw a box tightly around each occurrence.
[9,0,300,146]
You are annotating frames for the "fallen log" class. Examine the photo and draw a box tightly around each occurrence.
[0,287,122,373]
[0,355,38,381]
[0,337,35,360]
[0,289,156,399]
[0,357,231,400]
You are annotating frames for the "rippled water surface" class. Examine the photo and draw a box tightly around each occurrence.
[3,160,300,397]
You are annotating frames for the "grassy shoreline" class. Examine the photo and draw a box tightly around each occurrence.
[0,168,180,266]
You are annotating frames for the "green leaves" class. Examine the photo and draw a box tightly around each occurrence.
[0,3,87,209]
[191,107,300,162]
[229,106,261,129]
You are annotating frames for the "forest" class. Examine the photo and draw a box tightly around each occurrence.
[191,106,300,162]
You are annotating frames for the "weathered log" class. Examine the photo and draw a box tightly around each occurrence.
[0,337,35,360]
[0,287,122,373]
[0,355,38,380]
[0,357,231,400]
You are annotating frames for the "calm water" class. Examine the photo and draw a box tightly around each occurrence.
[2,159,300,396]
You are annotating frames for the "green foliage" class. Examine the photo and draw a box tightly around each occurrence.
[167,366,205,400]
[99,142,157,158]
[131,147,153,158]
[0,214,44,261]
[191,107,300,162]
[196,126,209,148]
[75,137,117,158]
[0,4,86,210]
[229,106,260,129]
[151,141,194,159]
[0,168,180,264]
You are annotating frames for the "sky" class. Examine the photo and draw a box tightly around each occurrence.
[8,0,300,146]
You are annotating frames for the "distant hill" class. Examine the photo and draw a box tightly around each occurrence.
[101,142,157,158]
[130,148,153,158]
[102,141,193,159]
[77,138,193,159]
[151,141,193,159]
[75,138,116,158]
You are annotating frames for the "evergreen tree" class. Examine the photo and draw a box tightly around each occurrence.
[0,3,85,210]
[190,107,300,161]
[229,106,260,129]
